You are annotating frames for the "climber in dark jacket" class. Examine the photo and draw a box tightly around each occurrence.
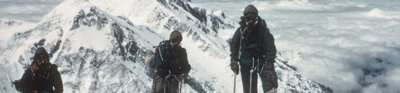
[14,47,63,93]
[152,30,191,93]
[230,5,278,93]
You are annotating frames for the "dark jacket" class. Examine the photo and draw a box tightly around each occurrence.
[154,40,191,78]
[16,47,63,93]
[19,64,63,93]
[230,17,277,66]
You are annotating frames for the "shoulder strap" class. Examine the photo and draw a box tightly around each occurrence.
[238,28,244,52]
[239,27,244,35]
[157,40,169,62]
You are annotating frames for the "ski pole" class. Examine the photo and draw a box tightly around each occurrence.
[233,74,236,93]
[179,76,182,93]
[181,77,185,93]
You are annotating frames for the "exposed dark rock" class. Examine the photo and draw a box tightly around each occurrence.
[70,7,109,30]
[34,39,46,47]
[191,7,207,23]
[49,40,62,58]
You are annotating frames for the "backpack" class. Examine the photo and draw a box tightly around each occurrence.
[154,40,190,77]
[144,46,160,69]
[238,19,270,56]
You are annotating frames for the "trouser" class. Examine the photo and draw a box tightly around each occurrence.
[240,57,278,93]
[241,65,258,93]
[152,74,179,93]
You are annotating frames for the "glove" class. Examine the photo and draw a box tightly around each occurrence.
[180,73,189,83]
[230,59,239,75]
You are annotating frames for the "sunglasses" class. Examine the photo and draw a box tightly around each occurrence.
[244,13,257,21]
[35,55,47,65]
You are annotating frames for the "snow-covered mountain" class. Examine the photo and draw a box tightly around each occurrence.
[0,19,36,48]
[0,0,333,92]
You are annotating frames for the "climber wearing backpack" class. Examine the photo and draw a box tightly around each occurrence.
[230,5,278,93]
[13,47,63,93]
[151,30,191,93]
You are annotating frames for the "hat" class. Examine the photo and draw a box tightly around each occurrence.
[169,30,182,43]
[243,4,258,15]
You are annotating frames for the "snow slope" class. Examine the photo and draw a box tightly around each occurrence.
[0,19,36,48]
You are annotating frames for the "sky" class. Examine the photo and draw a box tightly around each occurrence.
[0,0,63,22]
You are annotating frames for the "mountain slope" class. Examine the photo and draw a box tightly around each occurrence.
[0,19,36,49]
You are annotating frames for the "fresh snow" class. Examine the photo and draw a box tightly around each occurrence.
[68,26,113,52]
